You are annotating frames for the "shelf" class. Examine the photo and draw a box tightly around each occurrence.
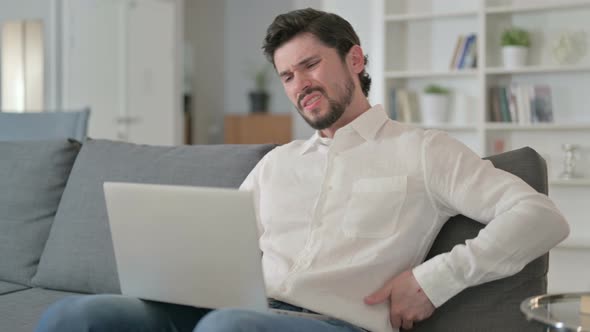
[408,123,478,131]
[384,10,478,22]
[549,179,590,187]
[385,69,477,79]
[486,64,590,75]
[485,1,590,15]
[557,237,590,249]
[485,123,590,131]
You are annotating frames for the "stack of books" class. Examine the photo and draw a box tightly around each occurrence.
[450,33,477,70]
[488,84,554,123]
[388,88,419,123]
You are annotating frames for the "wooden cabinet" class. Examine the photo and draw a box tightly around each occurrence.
[224,114,292,144]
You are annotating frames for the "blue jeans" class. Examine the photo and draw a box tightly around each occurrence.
[35,295,366,332]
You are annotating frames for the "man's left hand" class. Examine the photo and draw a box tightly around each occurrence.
[364,270,435,330]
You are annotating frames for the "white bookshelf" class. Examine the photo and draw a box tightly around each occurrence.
[379,0,590,293]
[550,179,590,186]
[485,123,590,131]
[410,123,478,131]
[486,64,590,75]
[380,0,590,156]
[485,0,590,15]
[384,10,478,22]
[385,69,477,79]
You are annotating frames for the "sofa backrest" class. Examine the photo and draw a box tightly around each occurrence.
[32,139,276,294]
[412,147,548,332]
[0,109,90,142]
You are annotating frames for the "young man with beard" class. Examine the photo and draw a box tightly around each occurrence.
[36,8,569,332]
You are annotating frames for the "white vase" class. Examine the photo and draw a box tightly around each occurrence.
[452,93,475,125]
[420,94,449,125]
[502,46,528,68]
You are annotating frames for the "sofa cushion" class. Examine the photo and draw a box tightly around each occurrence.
[33,139,276,294]
[0,281,29,295]
[0,288,80,332]
[0,140,80,286]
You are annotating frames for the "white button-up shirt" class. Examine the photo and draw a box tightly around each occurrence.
[239,104,569,332]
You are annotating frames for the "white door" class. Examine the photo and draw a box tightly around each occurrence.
[60,0,182,145]
[125,0,179,145]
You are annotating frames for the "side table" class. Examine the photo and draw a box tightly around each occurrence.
[521,293,590,331]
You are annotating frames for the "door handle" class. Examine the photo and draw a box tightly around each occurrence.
[115,116,141,125]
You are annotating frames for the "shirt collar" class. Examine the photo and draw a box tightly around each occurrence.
[299,104,389,155]
[347,104,389,142]
[299,132,322,155]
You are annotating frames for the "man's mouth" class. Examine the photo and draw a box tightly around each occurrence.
[300,92,323,111]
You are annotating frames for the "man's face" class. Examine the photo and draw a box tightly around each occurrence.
[274,33,355,130]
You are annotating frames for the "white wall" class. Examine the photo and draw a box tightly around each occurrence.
[0,0,56,109]
[185,0,226,144]
[548,247,590,293]
[223,0,293,138]
[321,0,384,106]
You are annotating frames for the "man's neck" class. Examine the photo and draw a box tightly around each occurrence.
[319,98,372,138]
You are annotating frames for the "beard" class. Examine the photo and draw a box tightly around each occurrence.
[296,74,355,131]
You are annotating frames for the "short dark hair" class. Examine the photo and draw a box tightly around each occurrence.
[263,8,372,97]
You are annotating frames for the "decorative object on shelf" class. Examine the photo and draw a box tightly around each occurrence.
[420,84,450,125]
[501,27,530,68]
[551,30,588,65]
[492,138,506,154]
[248,65,272,113]
[452,93,476,125]
[559,144,581,180]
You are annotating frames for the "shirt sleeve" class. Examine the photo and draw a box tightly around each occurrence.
[412,130,570,307]
[239,155,267,238]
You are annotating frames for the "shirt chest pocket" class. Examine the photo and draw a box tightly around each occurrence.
[343,176,407,238]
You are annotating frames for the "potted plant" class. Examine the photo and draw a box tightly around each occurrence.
[501,27,530,68]
[420,84,451,125]
[249,65,272,113]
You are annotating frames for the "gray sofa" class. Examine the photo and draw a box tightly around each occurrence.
[0,138,547,331]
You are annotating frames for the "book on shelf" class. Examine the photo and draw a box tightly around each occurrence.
[489,87,501,122]
[488,84,554,124]
[449,35,465,69]
[499,86,512,122]
[388,88,419,123]
[449,33,477,70]
[534,85,554,122]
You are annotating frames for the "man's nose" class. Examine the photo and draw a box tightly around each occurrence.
[294,74,311,95]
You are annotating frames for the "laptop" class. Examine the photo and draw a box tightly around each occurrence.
[103,182,326,319]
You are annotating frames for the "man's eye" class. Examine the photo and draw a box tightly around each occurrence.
[284,76,293,83]
[307,61,318,69]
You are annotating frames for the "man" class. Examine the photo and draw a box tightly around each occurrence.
[36,8,569,332]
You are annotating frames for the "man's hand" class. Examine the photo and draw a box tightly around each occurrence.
[364,270,435,330]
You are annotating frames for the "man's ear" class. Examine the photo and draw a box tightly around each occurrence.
[347,45,365,74]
